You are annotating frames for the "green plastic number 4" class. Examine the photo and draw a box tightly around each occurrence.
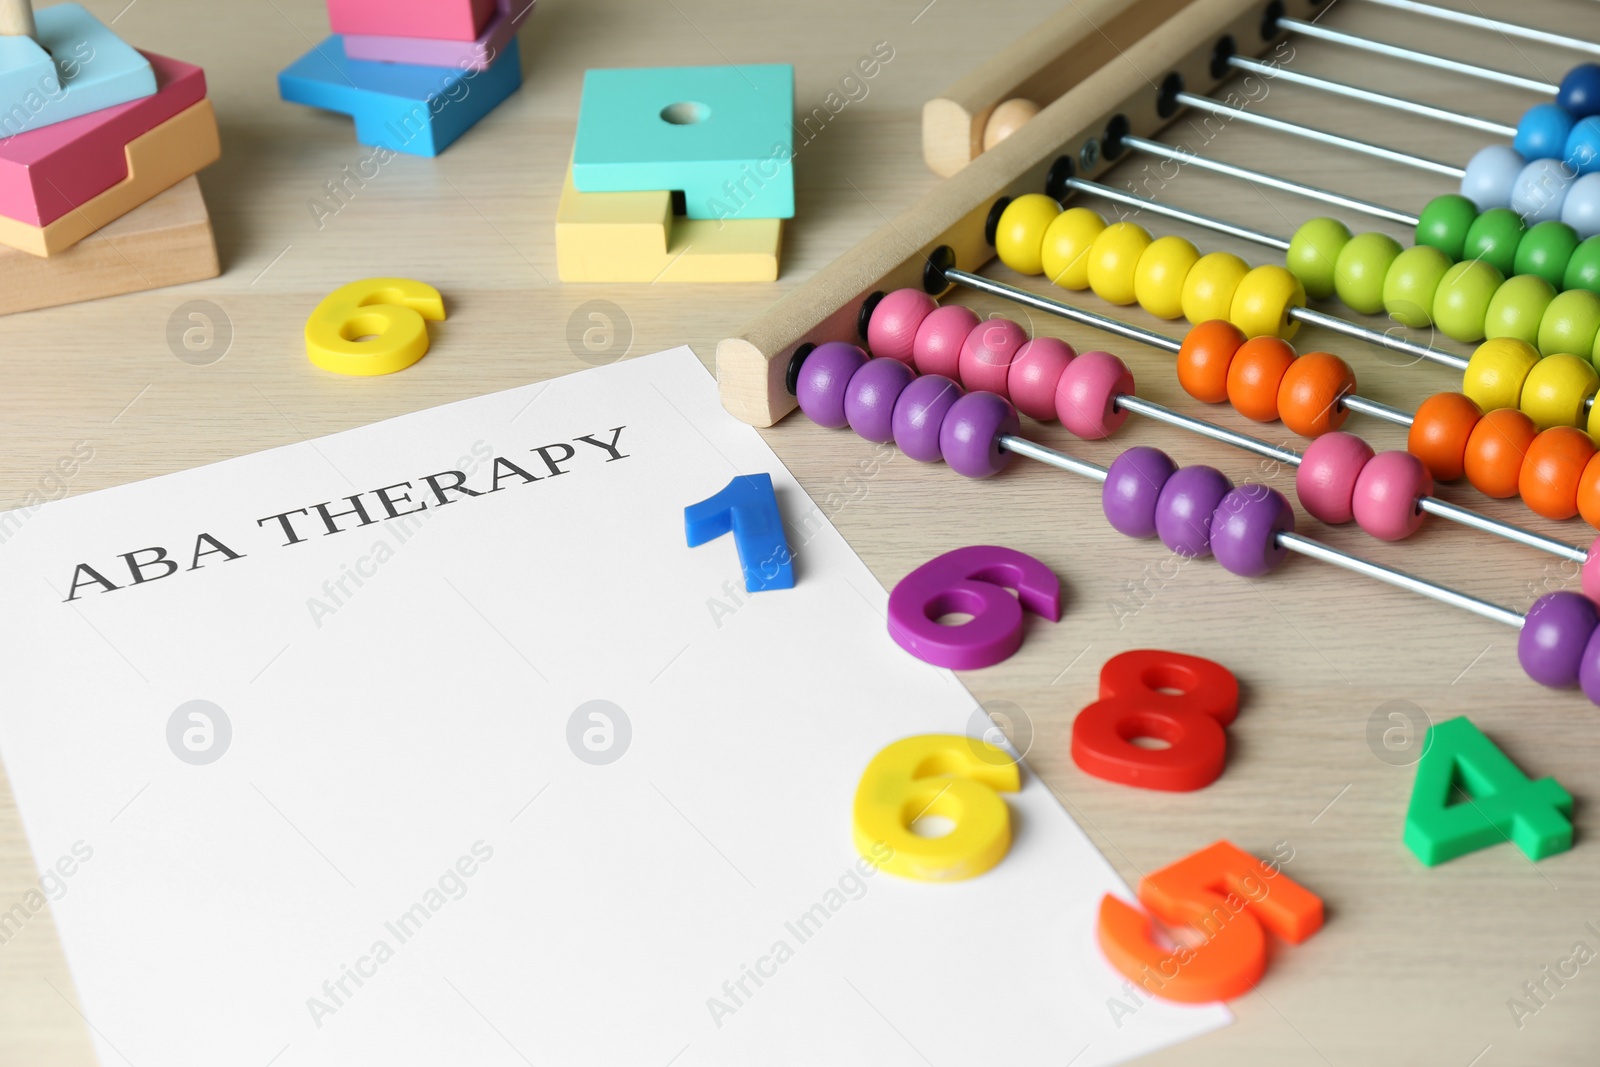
[1404,717,1573,867]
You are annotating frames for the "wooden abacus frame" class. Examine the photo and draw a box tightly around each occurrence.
[715,0,1327,428]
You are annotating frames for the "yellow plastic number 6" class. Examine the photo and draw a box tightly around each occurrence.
[852,733,1020,882]
[305,278,446,376]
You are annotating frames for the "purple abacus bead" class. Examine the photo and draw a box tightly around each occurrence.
[1102,446,1178,538]
[1518,591,1600,688]
[796,342,868,428]
[1579,622,1600,706]
[844,358,916,443]
[892,374,964,462]
[1154,466,1235,558]
[1210,484,1295,577]
[866,289,936,364]
[939,391,1020,479]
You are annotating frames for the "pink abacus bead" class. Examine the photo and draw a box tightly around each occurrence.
[1055,350,1134,440]
[1584,537,1600,603]
[1294,431,1375,525]
[912,304,980,379]
[867,289,936,364]
[1351,450,1433,541]
[1007,337,1076,421]
[958,317,1029,396]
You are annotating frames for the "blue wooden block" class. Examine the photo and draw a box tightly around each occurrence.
[572,64,794,222]
[277,36,521,158]
[0,3,156,137]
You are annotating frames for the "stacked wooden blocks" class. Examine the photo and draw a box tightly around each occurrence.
[278,0,532,158]
[0,0,220,315]
[558,64,793,283]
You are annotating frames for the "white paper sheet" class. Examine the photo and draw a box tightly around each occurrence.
[0,348,1229,1065]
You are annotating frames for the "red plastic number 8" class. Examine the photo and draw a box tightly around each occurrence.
[1071,650,1239,791]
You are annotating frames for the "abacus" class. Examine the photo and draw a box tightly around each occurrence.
[716,0,1600,704]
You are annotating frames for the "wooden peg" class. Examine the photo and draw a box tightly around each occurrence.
[0,0,36,38]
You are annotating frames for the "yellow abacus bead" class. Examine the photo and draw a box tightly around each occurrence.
[1087,222,1153,306]
[1040,207,1106,290]
[1230,264,1306,340]
[1588,390,1600,443]
[1462,337,1540,413]
[1182,251,1250,325]
[1133,235,1200,320]
[994,193,1061,276]
[1519,353,1600,430]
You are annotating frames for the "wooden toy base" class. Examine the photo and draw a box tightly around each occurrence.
[0,176,219,316]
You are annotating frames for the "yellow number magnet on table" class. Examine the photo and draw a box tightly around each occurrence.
[305,277,446,376]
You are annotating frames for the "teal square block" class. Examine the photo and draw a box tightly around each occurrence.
[572,64,794,222]
[278,36,522,158]
[0,2,156,137]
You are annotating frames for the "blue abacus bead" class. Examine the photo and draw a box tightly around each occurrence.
[1461,145,1527,210]
[795,342,867,428]
[1102,446,1177,538]
[1210,485,1295,577]
[1558,63,1600,120]
[844,357,916,442]
[1563,173,1600,240]
[1515,103,1575,160]
[1566,117,1600,177]
[1512,158,1577,225]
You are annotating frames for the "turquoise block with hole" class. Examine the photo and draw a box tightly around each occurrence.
[278,36,522,158]
[0,3,156,137]
[572,64,794,222]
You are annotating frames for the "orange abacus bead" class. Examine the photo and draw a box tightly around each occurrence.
[1463,408,1538,499]
[1577,453,1600,529]
[1406,392,1483,482]
[1176,320,1246,404]
[1277,351,1355,438]
[1226,336,1296,423]
[1519,427,1596,521]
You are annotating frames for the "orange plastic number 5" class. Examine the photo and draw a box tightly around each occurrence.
[305,278,445,376]
[1096,840,1322,1002]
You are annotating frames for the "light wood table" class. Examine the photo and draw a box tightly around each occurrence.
[2,0,1595,1063]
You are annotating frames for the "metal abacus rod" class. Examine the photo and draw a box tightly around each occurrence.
[997,435,1529,627]
[1172,91,1466,177]
[1361,0,1600,59]
[1224,54,1518,137]
[1276,16,1557,93]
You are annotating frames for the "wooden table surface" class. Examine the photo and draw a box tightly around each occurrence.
[3,0,1596,1063]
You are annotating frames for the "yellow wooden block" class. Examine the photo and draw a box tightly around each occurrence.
[0,97,221,257]
[556,169,781,283]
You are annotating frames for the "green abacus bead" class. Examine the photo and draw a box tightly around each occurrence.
[1415,194,1478,259]
[1333,231,1403,315]
[1484,273,1557,346]
[1513,221,1580,290]
[1286,217,1352,300]
[1383,245,1452,328]
[1566,237,1600,295]
[1463,208,1525,277]
[1539,289,1600,359]
[1432,259,1504,342]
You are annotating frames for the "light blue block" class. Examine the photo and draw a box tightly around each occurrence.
[572,64,794,222]
[0,2,156,137]
[278,36,522,158]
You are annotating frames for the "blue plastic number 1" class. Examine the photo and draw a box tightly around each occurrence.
[684,473,794,592]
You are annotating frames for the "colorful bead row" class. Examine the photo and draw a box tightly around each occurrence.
[1458,111,1600,230]
[792,335,1600,707]
[1410,196,1600,290]
[992,196,1307,339]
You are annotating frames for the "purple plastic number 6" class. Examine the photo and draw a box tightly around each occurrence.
[887,546,1062,669]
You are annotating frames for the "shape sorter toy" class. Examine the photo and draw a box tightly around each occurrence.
[559,63,793,283]
[278,0,530,157]
[0,0,219,311]
[572,64,795,223]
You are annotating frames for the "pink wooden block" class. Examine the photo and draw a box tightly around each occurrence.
[341,0,535,71]
[0,52,205,227]
[327,0,495,42]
